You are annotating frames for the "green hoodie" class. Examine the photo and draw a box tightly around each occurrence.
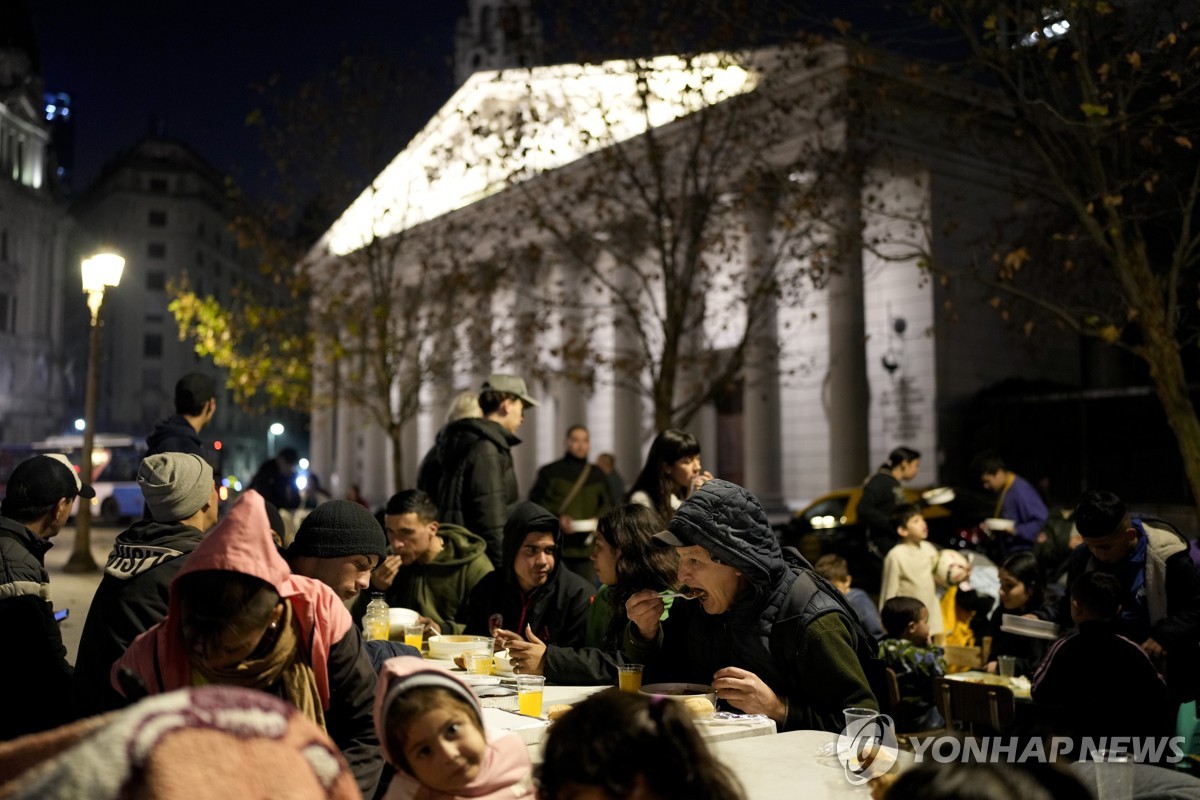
[356,523,493,634]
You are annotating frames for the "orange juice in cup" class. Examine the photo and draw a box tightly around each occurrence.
[404,623,424,651]
[517,675,545,717]
[618,664,643,692]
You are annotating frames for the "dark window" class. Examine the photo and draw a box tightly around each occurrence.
[148,210,167,227]
[146,271,165,291]
[142,368,161,390]
[143,333,163,358]
[147,242,166,259]
[1,230,7,260]
[149,177,168,192]
[0,292,9,332]
[144,313,163,323]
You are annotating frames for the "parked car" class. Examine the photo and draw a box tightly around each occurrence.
[780,485,993,594]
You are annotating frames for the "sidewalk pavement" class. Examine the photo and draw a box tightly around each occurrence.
[44,522,120,663]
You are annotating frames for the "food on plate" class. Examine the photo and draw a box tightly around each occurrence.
[547,704,573,721]
[682,696,716,717]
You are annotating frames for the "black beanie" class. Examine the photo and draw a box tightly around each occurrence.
[289,500,387,560]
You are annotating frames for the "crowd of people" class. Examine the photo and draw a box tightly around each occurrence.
[1,370,1199,799]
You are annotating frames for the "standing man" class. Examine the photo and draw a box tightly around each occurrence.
[529,425,613,581]
[72,452,219,717]
[595,452,625,507]
[0,454,94,739]
[359,489,493,635]
[975,454,1048,553]
[417,374,537,567]
[251,447,302,511]
[145,372,217,459]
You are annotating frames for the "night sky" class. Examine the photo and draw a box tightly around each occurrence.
[28,1,465,200]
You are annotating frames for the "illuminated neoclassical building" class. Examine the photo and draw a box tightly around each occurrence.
[309,34,1078,511]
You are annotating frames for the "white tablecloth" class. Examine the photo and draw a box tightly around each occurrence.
[712,730,878,800]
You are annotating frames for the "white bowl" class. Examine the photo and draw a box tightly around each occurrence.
[493,650,514,676]
[982,517,1016,533]
[922,487,956,506]
[428,635,493,660]
[387,608,420,638]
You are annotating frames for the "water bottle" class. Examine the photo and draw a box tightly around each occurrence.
[363,592,389,641]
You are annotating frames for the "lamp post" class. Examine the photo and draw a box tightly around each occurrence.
[64,252,124,574]
[268,422,284,459]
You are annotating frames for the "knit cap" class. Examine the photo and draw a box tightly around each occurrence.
[138,453,214,522]
[290,500,387,560]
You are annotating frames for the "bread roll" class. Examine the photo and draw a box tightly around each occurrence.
[547,704,573,720]
[682,696,715,717]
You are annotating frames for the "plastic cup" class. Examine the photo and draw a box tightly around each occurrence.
[465,651,493,676]
[997,655,1017,679]
[517,675,545,718]
[843,707,876,731]
[618,664,644,693]
[1094,750,1133,800]
[404,623,424,651]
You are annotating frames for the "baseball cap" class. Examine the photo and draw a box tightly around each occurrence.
[5,454,96,507]
[482,374,539,408]
[653,528,691,547]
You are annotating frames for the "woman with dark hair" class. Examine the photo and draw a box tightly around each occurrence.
[112,491,382,797]
[539,689,745,800]
[984,550,1052,677]
[627,429,712,523]
[857,446,921,545]
[497,505,678,684]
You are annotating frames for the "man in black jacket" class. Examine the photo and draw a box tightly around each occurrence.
[417,374,537,567]
[71,452,219,718]
[144,373,217,460]
[465,502,593,650]
[0,454,94,739]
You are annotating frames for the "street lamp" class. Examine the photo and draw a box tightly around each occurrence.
[268,422,285,458]
[64,251,124,573]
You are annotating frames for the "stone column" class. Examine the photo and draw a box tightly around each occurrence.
[741,187,787,511]
[825,170,870,487]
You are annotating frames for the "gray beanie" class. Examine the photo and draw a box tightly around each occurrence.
[138,453,214,522]
[290,500,387,560]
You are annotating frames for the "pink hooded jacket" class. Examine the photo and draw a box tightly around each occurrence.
[374,658,534,800]
[111,490,352,708]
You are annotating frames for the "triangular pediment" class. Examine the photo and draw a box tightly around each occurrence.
[321,52,761,256]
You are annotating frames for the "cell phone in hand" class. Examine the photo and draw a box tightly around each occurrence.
[54,608,69,623]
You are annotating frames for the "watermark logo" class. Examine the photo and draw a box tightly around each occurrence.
[837,712,900,785]
[907,735,1186,765]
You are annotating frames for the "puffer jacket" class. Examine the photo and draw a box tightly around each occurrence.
[624,479,879,732]
[112,491,382,796]
[462,502,593,646]
[417,418,519,567]
[0,515,73,739]
[71,520,205,717]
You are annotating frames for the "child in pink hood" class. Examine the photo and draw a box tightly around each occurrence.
[374,657,534,800]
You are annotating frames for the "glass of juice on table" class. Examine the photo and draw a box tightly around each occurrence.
[465,650,492,675]
[618,664,643,692]
[404,623,424,651]
[517,675,545,717]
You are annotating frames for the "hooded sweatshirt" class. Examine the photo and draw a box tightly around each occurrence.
[373,658,534,800]
[462,502,593,645]
[623,480,879,732]
[144,414,205,459]
[112,490,382,796]
[72,520,205,717]
[355,523,493,635]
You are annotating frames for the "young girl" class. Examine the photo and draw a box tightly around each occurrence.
[627,430,712,523]
[374,658,533,800]
[985,551,1049,677]
[539,689,745,800]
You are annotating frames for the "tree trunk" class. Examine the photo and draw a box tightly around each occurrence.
[1140,310,1200,509]
[389,425,405,494]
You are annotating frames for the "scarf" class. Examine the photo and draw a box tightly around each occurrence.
[192,601,326,731]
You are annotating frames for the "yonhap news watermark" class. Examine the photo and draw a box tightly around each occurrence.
[835,712,1187,785]
[907,735,1187,765]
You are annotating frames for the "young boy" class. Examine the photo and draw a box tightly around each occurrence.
[879,505,944,636]
[878,596,946,732]
[815,553,884,641]
[1031,571,1172,743]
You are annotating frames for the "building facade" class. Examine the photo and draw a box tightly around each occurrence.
[310,44,1079,511]
[70,137,302,481]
